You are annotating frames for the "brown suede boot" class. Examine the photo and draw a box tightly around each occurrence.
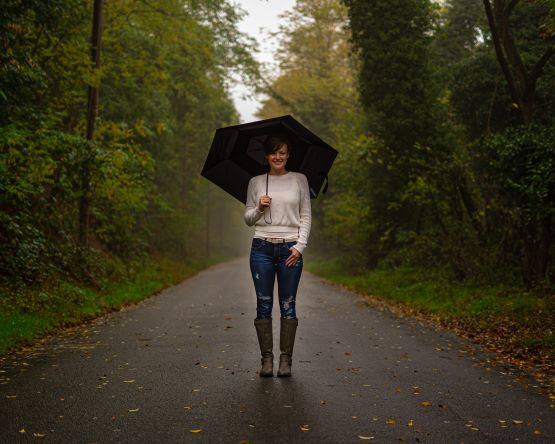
[254,318,274,377]
[277,318,298,377]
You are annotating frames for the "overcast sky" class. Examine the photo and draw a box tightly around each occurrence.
[230,0,296,123]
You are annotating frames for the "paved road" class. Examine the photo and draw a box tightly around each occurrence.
[0,258,553,443]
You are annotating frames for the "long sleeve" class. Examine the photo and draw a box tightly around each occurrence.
[293,173,311,254]
[244,176,264,226]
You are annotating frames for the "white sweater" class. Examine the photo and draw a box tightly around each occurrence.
[244,172,312,254]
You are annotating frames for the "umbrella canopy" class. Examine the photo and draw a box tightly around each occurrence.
[200,115,338,204]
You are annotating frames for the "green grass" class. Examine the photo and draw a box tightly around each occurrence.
[0,255,230,355]
[305,258,551,325]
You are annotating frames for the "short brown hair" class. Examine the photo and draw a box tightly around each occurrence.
[263,134,291,156]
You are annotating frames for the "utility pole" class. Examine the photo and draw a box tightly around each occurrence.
[79,0,104,248]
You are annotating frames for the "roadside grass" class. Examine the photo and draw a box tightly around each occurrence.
[306,258,554,372]
[0,255,230,355]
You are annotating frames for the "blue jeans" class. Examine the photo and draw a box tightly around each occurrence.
[249,238,303,320]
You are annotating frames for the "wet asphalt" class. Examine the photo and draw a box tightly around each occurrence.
[0,257,553,443]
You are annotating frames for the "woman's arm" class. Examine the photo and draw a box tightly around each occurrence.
[292,173,311,254]
[244,177,264,226]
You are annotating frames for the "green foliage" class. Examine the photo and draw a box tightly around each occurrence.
[344,0,438,149]
[481,124,555,219]
[0,124,155,282]
[0,0,255,328]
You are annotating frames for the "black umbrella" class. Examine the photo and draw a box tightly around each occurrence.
[200,115,338,204]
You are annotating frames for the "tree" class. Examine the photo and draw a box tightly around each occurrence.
[483,0,555,123]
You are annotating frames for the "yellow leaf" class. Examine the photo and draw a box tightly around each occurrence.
[300,424,310,432]
[123,380,135,383]
[19,428,25,434]
[128,408,139,412]
[358,435,374,440]
[407,420,414,427]
[420,401,432,407]
[189,429,203,433]
[533,430,542,435]
[512,419,524,424]
[386,419,396,425]
[33,433,46,438]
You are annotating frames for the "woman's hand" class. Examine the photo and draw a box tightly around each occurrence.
[285,246,301,267]
[258,195,271,211]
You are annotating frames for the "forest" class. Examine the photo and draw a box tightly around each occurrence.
[1,0,554,364]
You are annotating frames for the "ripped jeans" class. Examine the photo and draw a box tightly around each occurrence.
[249,238,303,320]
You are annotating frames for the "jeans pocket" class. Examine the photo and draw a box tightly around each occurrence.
[251,238,265,250]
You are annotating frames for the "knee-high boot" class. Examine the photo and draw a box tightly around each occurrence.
[254,318,273,377]
[277,318,298,377]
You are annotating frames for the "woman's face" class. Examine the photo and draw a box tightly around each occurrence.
[266,143,289,173]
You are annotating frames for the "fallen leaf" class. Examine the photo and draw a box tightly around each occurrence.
[19,428,25,434]
[512,420,524,424]
[300,424,310,432]
[189,429,203,433]
[33,433,46,438]
[407,420,414,427]
[6,395,17,399]
[123,380,135,383]
[320,400,326,405]
[533,430,542,436]
[357,435,374,440]
[128,408,139,412]
[420,401,432,407]
[386,419,396,425]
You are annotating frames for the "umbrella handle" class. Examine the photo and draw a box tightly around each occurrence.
[264,172,272,224]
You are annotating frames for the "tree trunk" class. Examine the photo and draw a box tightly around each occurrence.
[482,0,554,125]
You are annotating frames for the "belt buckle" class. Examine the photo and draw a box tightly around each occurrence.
[266,237,285,244]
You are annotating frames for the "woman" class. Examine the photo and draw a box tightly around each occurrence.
[244,134,311,377]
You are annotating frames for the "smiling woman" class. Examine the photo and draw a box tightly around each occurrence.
[243,134,312,377]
